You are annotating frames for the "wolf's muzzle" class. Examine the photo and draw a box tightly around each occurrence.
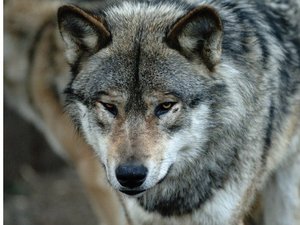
[115,164,148,189]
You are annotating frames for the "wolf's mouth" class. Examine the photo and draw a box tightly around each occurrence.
[120,189,145,196]
[157,164,174,184]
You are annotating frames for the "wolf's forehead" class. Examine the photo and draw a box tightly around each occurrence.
[105,2,186,24]
[85,48,204,102]
[105,2,187,37]
[96,3,191,88]
[78,2,207,99]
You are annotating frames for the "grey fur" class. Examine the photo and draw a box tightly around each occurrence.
[58,0,300,224]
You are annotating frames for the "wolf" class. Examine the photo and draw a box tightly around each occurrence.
[57,0,300,224]
[5,0,300,224]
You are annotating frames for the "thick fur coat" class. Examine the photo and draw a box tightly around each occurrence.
[57,0,300,224]
[5,0,300,224]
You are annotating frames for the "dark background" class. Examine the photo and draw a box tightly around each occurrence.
[4,104,97,225]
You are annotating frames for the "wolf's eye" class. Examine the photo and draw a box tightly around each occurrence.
[100,102,118,116]
[155,102,177,117]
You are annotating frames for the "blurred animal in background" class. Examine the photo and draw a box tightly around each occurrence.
[4,0,300,225]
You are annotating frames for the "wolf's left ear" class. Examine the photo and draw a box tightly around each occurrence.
[166,6,223,71]
[57,5,111,64]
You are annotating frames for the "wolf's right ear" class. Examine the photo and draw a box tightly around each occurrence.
[57,5,111,64]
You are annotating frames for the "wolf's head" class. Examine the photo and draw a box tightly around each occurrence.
[57,1,242,199]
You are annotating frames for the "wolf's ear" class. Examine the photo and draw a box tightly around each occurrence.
[57,5,111,64]
[166,6,223,71]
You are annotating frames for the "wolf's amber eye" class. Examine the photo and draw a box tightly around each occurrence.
[100,102,118,116]
[155,102,177,117]
[161,102,172,109]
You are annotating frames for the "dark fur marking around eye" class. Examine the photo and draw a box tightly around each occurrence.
[172,108,179,113]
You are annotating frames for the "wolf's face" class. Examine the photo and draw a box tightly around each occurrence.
[58,2,225,196]
[68,55,212,196]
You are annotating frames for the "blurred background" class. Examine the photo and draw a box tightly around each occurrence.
[4,105,97,225]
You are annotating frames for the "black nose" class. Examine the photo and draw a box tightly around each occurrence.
[115,164,148,188]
